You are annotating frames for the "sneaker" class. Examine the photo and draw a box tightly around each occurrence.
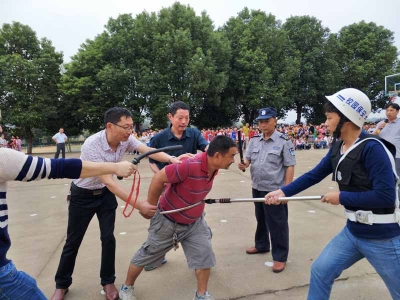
[119,284,137,300]
[193,291,214,300]
[144,257,167,271]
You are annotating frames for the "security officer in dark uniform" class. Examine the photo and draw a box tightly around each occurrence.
[238,107,296,273]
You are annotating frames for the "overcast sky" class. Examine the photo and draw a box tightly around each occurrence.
[1,0,396,122]
[1,0,399,65]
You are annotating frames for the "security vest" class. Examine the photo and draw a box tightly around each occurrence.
[330,134,396,214]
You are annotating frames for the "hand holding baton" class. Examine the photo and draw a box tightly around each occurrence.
[237,131,245,172]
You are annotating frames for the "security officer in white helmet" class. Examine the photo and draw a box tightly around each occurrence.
[265,88,400,299]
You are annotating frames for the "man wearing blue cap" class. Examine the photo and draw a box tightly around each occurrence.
[238,107,296,273]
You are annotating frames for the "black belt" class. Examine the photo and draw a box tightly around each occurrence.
[71,182,109,196]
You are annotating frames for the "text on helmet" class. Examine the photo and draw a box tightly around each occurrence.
[337,94,368,120]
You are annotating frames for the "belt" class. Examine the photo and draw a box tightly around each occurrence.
[345,209,400,225]
[159,208,192,225]
[71,182,109,196]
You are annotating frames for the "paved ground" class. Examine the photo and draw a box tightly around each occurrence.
[7,148,392,300]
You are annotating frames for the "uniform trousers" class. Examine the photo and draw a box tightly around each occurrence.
[252,188,289,262]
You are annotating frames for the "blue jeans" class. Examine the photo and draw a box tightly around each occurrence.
[308,227,400,300]
[0,261,47,299]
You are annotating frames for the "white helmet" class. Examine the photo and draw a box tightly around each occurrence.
[325,88,371,128]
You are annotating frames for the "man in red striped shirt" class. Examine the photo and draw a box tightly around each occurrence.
[119,135,237,300]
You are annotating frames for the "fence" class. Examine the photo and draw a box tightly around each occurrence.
[23,135,87,147]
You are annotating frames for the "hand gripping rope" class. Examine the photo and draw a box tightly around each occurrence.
[160,196,323,215]
[118,145,183,218]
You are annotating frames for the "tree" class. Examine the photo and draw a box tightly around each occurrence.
[222,8,298,125]
[60,3,231,131]
[282,16,342,124]
[0,22,63,153]
[335,21,398,110]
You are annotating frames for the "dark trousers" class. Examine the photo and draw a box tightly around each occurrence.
[252,188,289,262]
[55,183,118,288]
[55,143,66,159]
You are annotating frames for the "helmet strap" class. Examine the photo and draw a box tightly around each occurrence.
[333,118,346,139]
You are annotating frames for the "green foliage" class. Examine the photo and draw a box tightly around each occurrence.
[282,16,342,124]
[60,3,231,131]
[2,6,399,138]
[222,8,298,125]
[0,22,63,153]
[335,21,398,110]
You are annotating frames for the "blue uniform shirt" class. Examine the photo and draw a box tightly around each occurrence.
[149,126,208,170]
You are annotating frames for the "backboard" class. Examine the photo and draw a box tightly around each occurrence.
[385,73,400,97]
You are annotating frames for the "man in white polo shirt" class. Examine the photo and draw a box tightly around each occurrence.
[374,102,400,175]
[52,127,68,158]
[51,107,182,300]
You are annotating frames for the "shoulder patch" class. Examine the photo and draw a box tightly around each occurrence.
[289,147,295,156]
[280,133,289,140]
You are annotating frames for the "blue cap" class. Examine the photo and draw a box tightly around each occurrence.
[255,107,277,121]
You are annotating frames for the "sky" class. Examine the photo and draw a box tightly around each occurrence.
[0,0,398,122]
[1,0,399,63]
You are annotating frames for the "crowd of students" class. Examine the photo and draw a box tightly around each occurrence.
[131,121,377,152]
[0,126,22,151]
[196,123,334,151]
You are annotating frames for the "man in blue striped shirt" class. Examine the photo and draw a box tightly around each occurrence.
[0,148,135,300]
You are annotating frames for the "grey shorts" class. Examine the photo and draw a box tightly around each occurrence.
[131,211,216,269]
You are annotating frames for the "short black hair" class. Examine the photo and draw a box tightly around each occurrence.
[104,107,132,125]
[207,135,237,157]
[323,101,350,123]
[385,103,400,111]
[170,101,190,116]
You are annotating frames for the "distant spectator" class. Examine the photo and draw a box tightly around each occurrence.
[52,127,68,159]
[303,136,311,150]
[0,134,6,148]
[314,137,322,149]
[295,137,304,150]
[15,136,22,152]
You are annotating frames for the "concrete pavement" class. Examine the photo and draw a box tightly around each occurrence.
[6,149,392,299]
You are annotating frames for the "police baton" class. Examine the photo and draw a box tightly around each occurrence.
[237,130,245,172]
[160,196,323,215]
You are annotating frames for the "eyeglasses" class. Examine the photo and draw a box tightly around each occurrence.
[112,123,134,132]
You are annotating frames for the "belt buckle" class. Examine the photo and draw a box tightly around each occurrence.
[355,210,373,225]
[395,209,400,227]
[93,189,103,196]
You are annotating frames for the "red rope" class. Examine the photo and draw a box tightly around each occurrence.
[123,169,141,218]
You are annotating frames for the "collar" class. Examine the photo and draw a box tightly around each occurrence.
[167,125,191,140]
[258,130,279,141]
[359,131,368,139]
[200,152,208,173]
[200,152,218,180]
[388,118,399,124]
[100,130,117,152]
